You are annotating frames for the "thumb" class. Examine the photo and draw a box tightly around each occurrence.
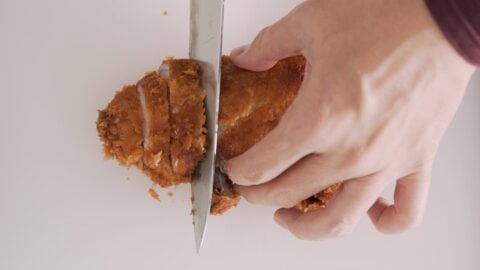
[224,58,331,186]
[225,74,318,186]
[230,16,305,71]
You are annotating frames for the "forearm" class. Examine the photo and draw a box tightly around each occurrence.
[425,0,480,66]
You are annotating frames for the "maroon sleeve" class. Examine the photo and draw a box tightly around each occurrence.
[425,0,480,66]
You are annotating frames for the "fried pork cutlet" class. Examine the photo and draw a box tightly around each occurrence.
[97,56,341,215]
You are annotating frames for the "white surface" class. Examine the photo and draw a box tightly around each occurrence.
[0,0,479,269]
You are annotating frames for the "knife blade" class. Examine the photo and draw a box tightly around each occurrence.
[189,0,224,253]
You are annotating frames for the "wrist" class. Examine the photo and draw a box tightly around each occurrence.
[424,0,480,67]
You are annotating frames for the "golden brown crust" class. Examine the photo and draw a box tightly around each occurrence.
[97,56,340,215]
[166,59,207,180]
[97,85,144,167]
[218,56,341,212]
[137,72,176,187]
[218,56,306,159]
[97,66,207,188]
[295,183,342,212]
[211,56,307,214]
[210,192,241,215]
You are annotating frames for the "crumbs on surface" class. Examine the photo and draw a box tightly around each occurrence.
[163,10,168,16]
[148,187,161,201]
[167,191,174,197]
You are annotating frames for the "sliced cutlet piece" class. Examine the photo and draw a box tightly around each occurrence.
[137,72,176,187]
[97,85,144,167]
[164,59,206,182]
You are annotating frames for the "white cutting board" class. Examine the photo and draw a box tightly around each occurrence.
[1,1,479,269]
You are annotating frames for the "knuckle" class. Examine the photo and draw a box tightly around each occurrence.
[250,25,286,65]
[340,146,389,177]
[325,218,355,237]
[343,147,367,170]
[251,27,270,52]
[331,147,370,177]
[397,213,424,232]
[377,213,424,234]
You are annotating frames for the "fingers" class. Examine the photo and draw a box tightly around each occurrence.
[368,169,431,234]
[225,68,325,186]
[235,154,356,208]
[274,173,387,240]
[230,13,306,71]
[225,123,310,186]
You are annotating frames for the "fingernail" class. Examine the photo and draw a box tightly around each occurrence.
[274,212,288,229]
[231,45,248,57]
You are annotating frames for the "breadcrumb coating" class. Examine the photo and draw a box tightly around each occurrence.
[97,56,341,215]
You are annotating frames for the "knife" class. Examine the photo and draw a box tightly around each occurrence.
[189,0,224,253]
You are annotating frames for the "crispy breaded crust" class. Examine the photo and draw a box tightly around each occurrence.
[295,183,342,212]
[219,56,306,159]
[217,56,339,213]
[166,59,207,180]
[211,193,241,215]
[97,85,144,167]
[97,56,340,215]
[97,66,206,188]
[137,72,177,187]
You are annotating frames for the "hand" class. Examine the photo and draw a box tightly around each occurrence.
[225,0,475,240]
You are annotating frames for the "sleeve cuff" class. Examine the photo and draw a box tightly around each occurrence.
[425,0,480,66]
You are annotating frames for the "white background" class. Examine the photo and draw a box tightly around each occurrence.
[1,0,479,269]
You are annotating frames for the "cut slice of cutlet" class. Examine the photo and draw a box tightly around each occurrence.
[98,66,206,188]
[97,85,144,167]
[137,72,176,187]
[164,59,207,181]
